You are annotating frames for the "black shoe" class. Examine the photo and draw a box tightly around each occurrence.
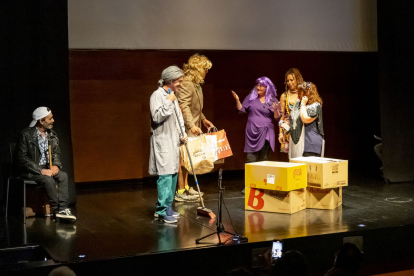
[56,208,76,222]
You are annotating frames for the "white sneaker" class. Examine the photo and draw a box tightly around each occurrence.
[56,208,76,222]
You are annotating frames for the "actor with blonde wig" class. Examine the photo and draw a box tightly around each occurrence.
[175,54,214,202]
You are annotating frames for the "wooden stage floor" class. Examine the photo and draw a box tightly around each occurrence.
[2,167,414,275]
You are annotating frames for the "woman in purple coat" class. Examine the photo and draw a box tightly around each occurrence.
[232,77,281,193]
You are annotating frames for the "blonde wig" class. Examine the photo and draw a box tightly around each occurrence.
[183,54,212,85]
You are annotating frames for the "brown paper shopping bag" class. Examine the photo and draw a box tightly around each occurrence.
[180,135,214,175]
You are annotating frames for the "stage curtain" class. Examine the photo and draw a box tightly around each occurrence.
[377,1,414,182]
[0,0,77,204]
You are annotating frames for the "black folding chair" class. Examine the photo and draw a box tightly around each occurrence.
[5,143,39,224]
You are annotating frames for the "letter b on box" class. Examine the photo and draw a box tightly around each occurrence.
[247,188,265,210]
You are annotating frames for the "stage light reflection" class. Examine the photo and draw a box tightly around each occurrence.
[358,224,366,227]
[78,255,86,258]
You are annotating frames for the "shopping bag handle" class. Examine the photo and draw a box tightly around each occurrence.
[207,127,219,134]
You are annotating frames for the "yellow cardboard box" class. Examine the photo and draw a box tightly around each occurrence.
[245,187,306,214]
[306,187,342,209]
[290,157,348,189]
[245,161,307,191]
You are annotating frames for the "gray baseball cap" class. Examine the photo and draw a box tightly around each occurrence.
[29,107,51,127]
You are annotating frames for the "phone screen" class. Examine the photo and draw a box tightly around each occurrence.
[272,240,283,259]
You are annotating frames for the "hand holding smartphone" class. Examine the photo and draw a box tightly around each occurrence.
[272,240,283,260]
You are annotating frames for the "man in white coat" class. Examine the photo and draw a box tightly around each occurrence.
[149,66,188,223]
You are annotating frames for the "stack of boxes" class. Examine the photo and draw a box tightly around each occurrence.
[244,162,308,214]
[244,158,348,214]
[290,157,348,210]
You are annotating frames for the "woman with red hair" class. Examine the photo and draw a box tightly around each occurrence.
[287,80,324,158]
[299,81,324,157]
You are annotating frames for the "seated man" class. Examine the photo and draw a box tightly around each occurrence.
[17,107,76,222]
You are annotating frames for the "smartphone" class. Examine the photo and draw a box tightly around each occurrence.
[271,240,283,260]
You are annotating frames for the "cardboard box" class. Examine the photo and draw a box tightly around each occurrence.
[245,187,306,214]
[306,187,342,209]
[245,161,307,191]
[290,157,348,189]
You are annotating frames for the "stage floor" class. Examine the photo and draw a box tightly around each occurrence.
[2,167,414,269]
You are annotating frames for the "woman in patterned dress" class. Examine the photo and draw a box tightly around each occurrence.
[278,68,304,154]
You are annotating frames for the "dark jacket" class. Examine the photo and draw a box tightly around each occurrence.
[17,127,62,177]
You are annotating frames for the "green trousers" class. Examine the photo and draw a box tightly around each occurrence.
[155,173,178,216]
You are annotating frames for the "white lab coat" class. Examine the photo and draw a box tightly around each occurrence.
[149,87,186,176]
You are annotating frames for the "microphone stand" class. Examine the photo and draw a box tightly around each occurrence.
[196,169,237,244]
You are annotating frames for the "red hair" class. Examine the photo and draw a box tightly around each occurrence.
[299,82,322,106]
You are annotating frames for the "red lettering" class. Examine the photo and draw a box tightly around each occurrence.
[269,190,289,198]
[309,188,331,194]
[247,188,265,210]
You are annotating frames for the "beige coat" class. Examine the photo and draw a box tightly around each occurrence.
[176,80,206,137]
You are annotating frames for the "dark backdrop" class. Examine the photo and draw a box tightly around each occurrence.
[1,1,386,187]
[378,1,414,182]
[0,0,76,205]
[69,50,380,183]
